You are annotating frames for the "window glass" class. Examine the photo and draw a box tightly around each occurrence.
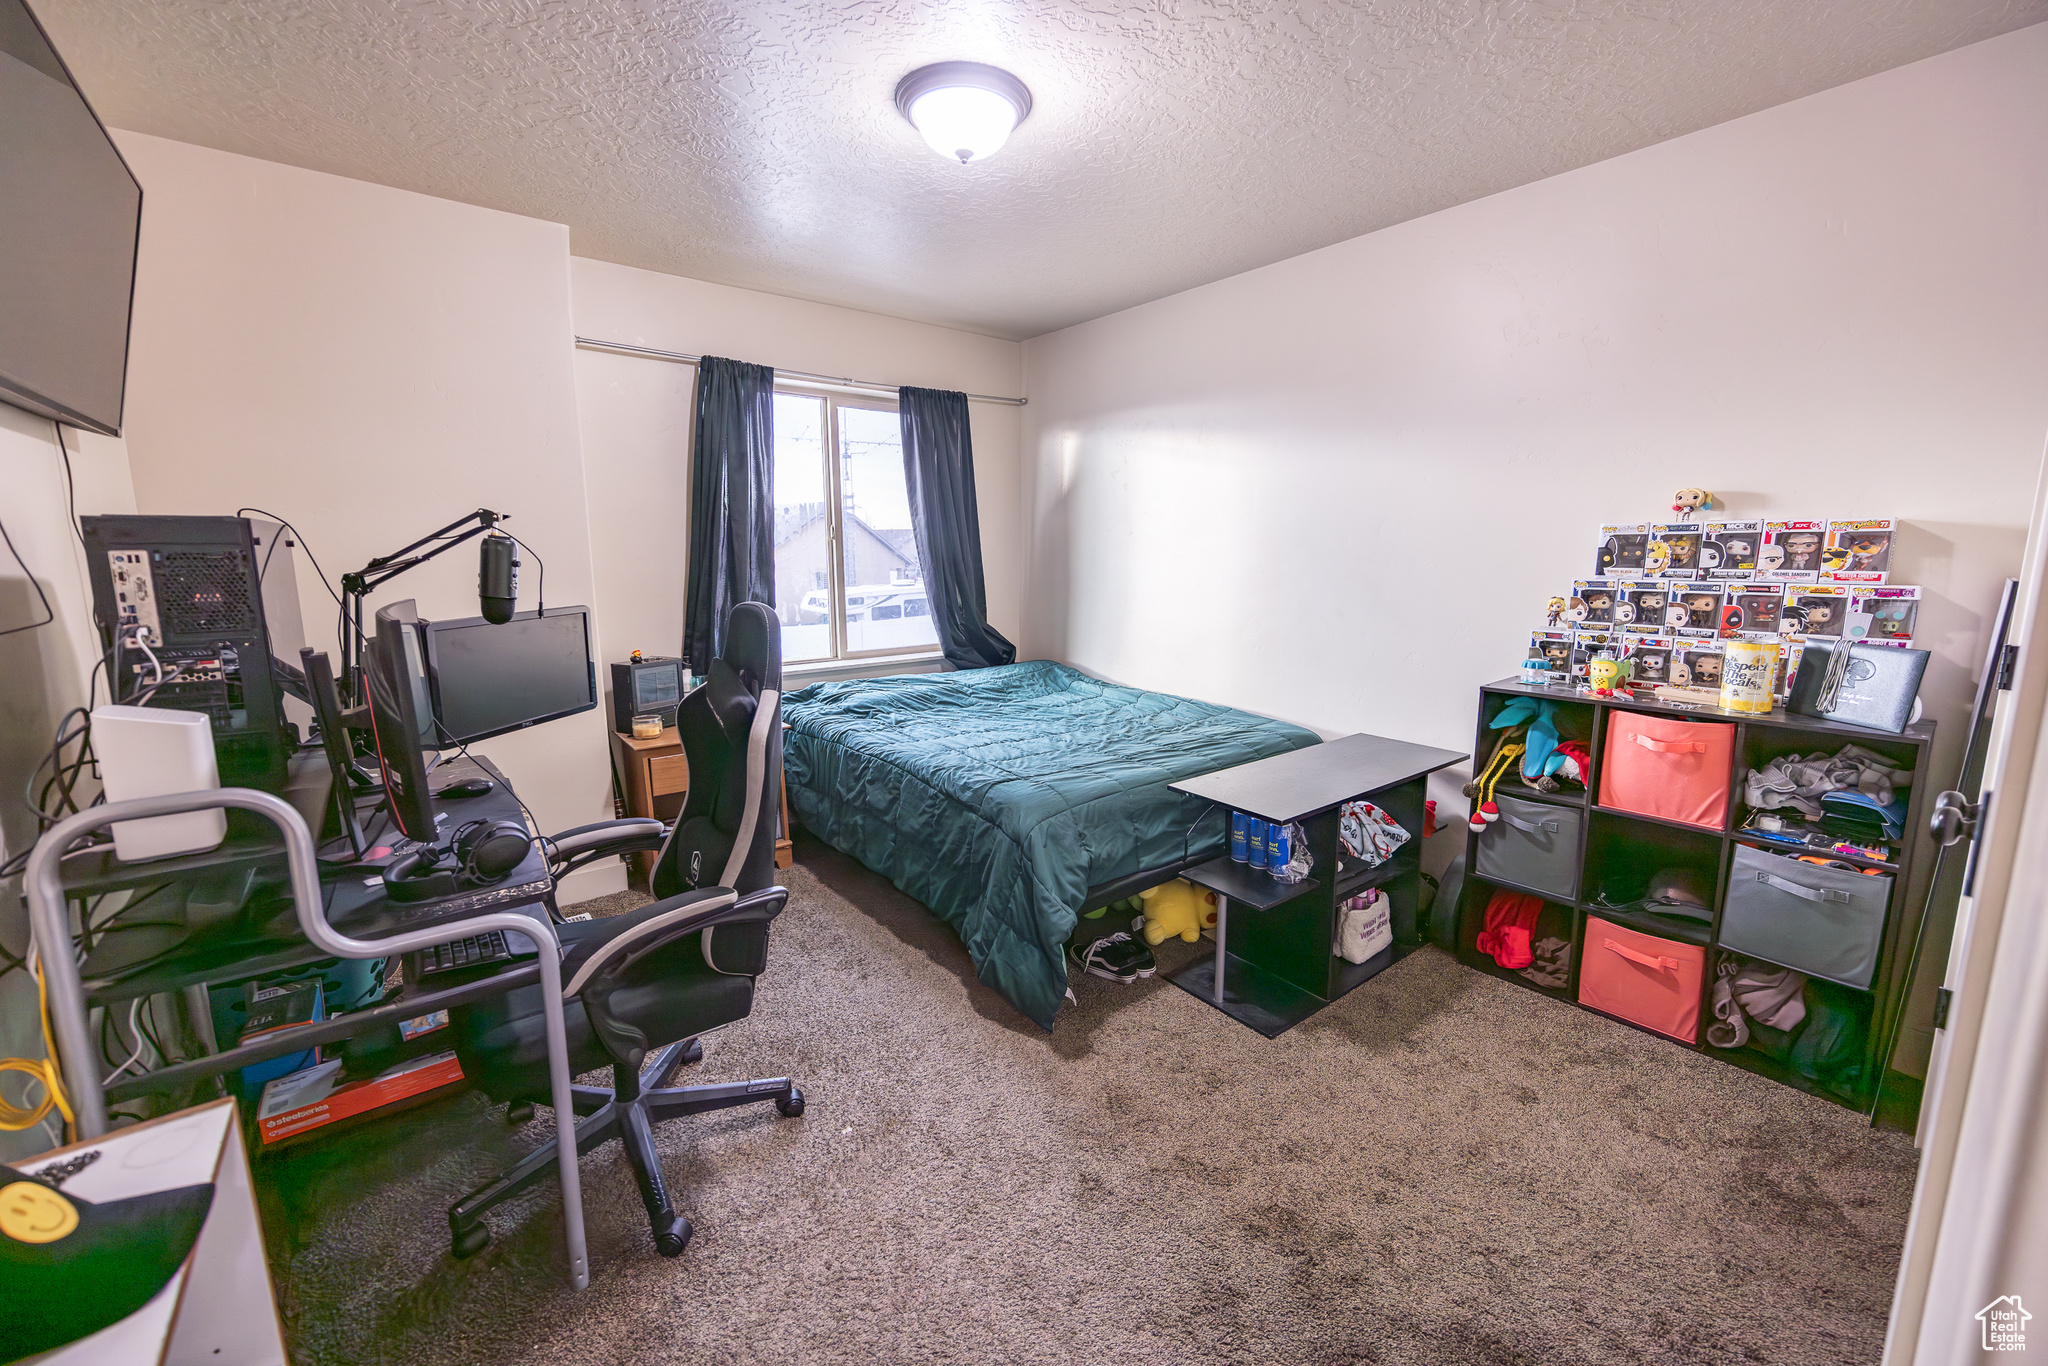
[837,405,939,655]
[771,393,832,662]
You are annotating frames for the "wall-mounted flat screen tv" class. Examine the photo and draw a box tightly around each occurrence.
[0,0,141,436]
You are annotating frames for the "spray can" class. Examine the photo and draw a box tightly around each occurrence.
[1247,818,1268,870]
[1230,812,1249,862]
[1268,821,1290,873]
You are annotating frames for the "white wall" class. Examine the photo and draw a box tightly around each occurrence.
[108,133,623,895]
[1025,21,2048,801]
[569,258,1024,680]
[1022,25,2048,1073]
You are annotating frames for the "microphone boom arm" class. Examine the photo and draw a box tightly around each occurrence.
[338,508,505,704]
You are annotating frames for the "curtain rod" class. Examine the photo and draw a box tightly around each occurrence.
[573,336,1027,406]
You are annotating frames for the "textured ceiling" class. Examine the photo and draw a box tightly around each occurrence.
[32,0,2048,339]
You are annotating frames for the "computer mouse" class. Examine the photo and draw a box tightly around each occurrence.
[440,776,496,799]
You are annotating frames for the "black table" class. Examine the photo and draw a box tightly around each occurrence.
[1168,732,1463,1035]
[64,753,557,1105]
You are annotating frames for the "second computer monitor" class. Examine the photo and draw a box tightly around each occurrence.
[423,605,597,748]
[366,600,438,841]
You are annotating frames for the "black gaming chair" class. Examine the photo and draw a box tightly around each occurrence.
[446,602,797,1260]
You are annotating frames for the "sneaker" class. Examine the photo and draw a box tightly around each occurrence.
[1074,931,1157,983]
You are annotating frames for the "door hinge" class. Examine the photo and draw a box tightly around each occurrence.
[1998,643,2020,691]
[1934,986,1954,1030]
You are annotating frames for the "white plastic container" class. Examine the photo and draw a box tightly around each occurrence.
[91,706,228,861]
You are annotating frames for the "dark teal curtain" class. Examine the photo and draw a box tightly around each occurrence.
[684,357,775,668]
[899,386,1015,670]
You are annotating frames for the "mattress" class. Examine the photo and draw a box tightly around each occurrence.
[782,661,1320,1028]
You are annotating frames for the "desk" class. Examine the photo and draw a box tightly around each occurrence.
[1168,732,1463,1036]
[70,754,553,1011]
[26,767,594,1288]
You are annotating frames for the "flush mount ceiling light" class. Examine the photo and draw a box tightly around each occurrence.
[893,62,1032,164]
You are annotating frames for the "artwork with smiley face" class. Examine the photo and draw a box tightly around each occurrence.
[1648,524,1703,580]
[1823,519,1896,583]
[1572,580,1616,627]
[1782,585,1850,638]
[1594,524,1649,577]
[1702,520,1763,581]
[1761,520,1827,581]
[1620,582,1670,636]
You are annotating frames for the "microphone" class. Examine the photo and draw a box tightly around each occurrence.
[479,533,519,624]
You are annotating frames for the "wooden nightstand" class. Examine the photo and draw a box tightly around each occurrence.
[607,726,795,882]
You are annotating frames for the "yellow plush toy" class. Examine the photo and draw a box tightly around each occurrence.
[1138,879,1218,946]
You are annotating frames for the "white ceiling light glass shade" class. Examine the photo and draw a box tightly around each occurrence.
[893,62,1033,164]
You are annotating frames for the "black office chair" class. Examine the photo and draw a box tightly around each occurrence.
[446,602,798,1260]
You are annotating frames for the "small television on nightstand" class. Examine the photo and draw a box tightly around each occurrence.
[610,655,685,733]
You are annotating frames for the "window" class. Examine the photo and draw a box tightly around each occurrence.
[771,390,939,663]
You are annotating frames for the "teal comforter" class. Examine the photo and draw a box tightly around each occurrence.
[781,662,1321,1029]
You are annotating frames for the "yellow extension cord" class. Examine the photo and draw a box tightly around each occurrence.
[0,954,75,1139]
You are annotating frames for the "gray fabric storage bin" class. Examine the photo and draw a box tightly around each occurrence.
[1475,793,1580,900]
[1720,843,1891,989]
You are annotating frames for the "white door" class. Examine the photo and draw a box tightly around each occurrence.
[1888,441,2048,1363]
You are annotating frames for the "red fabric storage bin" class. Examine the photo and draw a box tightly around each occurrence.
[1600,713,1734,829]
[1579,916,1705,1042]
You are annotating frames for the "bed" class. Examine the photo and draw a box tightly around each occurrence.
[781,661,1321,1028]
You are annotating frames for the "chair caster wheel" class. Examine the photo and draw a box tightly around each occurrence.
[655,1215,692,1258]
[451,1223,491,1260]
[505,1101,535,1124]
[681,1037,703,1065]
[776,1087,805,1118]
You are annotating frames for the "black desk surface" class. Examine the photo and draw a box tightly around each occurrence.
[76,752,554,1003]
[1170,732,1465,824]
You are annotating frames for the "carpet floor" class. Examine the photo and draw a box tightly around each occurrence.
[260,836,1919,1365]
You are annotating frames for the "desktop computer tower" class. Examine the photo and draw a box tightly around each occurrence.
[82,515,306,793]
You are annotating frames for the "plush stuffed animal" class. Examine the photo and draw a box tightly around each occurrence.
[1137,880,1217,946]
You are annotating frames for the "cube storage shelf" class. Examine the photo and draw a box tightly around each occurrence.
[1458,679,1938,1119]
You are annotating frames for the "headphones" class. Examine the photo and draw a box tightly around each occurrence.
[382,819,534,903]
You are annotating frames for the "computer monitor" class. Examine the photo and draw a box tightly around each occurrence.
[366,600,437,842]
[422,605,597,748]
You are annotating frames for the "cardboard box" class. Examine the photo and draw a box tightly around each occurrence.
[1760,520,1827,581]
[238,979,323,1090]
[1782,583,1852,639]
[1617,581,1674,636]
[1848,585,1920,644]
[1569,579,1618,628]
[257,1051,465,1146]
[1594,524,1649,578]
[1647,523,1704,580]
[1701,520,1763,580]
[1824,518,1896,583]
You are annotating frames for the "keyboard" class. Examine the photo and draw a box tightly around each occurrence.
[418,930,515,976]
